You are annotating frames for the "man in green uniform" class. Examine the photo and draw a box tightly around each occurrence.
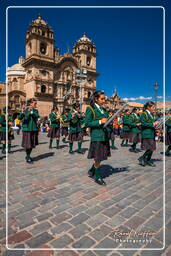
[129,107,141,152]
[61,108,70,143]
[18,98,39,163]
[121,109,131,147]
[68,103,84,154]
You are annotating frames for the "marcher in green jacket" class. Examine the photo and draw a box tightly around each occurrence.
[121,109,131,146]
[0,106,14,153]
[68,103,84,154]
[138,101,158,167]
[19,98,39,163]
[165,109,171,156]
[47,107,61,149]
[85,91,111,186]
[129,107,141,152]
[107,110,116,150]
[61,108,70,143]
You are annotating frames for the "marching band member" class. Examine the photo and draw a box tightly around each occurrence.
[138,101,158,167]
[129,107,141,152]
[61,108,70,143]
[85,91,111,186]
[121,109,131,147]
[47,107,61,149]
[0,106,14,154]
[68,103,84,154]
[108,110,116,150]
[165,109,171,156]
[18,98,39,163]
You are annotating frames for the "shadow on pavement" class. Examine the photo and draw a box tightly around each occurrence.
[33,152,55,161]
[38,142,48,145]
[100,165,129,179]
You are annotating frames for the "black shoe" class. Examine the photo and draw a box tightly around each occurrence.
[88,167,95,178]
[62,138,66,143]
[26,158,33,164]
[111,146,117,150]
[146,160,156,167]
[129,148,135,152]
[165,151,170,156]
[69,150,74,154]
[2,151,6,154]
[56,146,59,149]
[95,178,106,186]
[77,150,84,154]
[138,157,146,166]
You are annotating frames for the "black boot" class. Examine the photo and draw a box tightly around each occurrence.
[49,139,53,149]
[88,165,95,178]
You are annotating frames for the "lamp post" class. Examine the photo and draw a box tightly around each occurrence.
[154,82,159,116]
[75,68,87,111]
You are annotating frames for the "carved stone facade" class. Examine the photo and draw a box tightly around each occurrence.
[1,15,99,116]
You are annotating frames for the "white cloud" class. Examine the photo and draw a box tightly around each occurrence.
[157,96,163,99]
[123,96,152,101]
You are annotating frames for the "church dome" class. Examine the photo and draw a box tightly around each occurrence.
[7,57,26,76]
[76,33,93,44]
[32,15,48,26]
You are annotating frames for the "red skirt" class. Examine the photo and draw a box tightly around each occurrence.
[87,141,111,162]
[22,131,39,149]
[47,127,60,138]
[141,138,156,151]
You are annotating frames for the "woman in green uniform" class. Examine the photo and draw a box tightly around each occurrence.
[121,109,131,147]
[61,109,70,143]
[138,101,158,167]
[18,98,39,163]
[129,107,141,152]
[48,107,61,149]
[85,91,111,186]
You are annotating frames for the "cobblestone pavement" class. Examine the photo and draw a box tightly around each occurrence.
[0,132,171,256]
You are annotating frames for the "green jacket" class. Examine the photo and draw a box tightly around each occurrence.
[68,110,82,133]
[140,110,155,139]
[166,118,171,133]
[129,113,141,134]
[18,108,39,132]
[49,112,60,128]
[0,113,13,132]
[122,114,131,132]
[85,105,109,142]
[61,114,69,128]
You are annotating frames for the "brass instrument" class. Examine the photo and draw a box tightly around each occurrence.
[155,115,171,130]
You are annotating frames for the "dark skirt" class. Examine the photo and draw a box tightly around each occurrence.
[47,127,60,138]
[68,132,83,142]
[166,131,171,145]
[0,131,14,141]
[22,131,39,149]
[141,138,156,151]
[129,132,141,144]
[61,127,68,136]
[122,131,130,139]
[87,141,111,162]
[108,131,115,140]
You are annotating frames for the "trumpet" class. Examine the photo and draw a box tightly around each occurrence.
[155,115,171,130]
[56,112,63,123]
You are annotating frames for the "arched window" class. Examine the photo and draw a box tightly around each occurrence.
[40,43,47,54]
[14,95,20,103]
[41,85,46,93]
[87,56,91,66]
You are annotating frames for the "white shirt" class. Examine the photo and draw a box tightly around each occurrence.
[95,103,104,114]
[146,109,153,119]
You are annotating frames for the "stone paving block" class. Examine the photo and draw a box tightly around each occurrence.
[85,205,104,217]
[86,214,109,229]
[69,223,92,239]
[8,230,32,244]
[124,216,145,230]
[102,206,121,218]
[69,213,90,226]
[36,212,53,222]
[120,207,141,219]
[144,216,163,232]
[26,232,54,248]
[68,205,89,216]
[105,215,126,228]
[95,237,120,249]
[50,222,73,235]
[82,251,96,256]
[29,221,52,235]
[51,234,74,248]
[50,212,72,225]
[72,236,96,248]
[89,224,113,242]
[138,206,158,219]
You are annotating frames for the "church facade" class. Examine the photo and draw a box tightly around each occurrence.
[2,15,99,116]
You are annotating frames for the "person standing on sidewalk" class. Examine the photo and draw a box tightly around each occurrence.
[85,91,111,186]
[47,107,61,149]
[18,98,39,163]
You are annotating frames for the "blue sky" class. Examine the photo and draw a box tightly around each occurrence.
[0,0,170,102]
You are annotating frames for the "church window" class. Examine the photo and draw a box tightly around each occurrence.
[40,70,47,76]
[42,30,45,36]
[41,85,46,93]
[13,78,18,82]
[86,56,91,66]
[40,43,47,54]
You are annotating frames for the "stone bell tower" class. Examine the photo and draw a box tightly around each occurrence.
[23,15,56,116]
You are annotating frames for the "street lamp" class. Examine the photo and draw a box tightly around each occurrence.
[154,82,159,116]
[75,68,87,111]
